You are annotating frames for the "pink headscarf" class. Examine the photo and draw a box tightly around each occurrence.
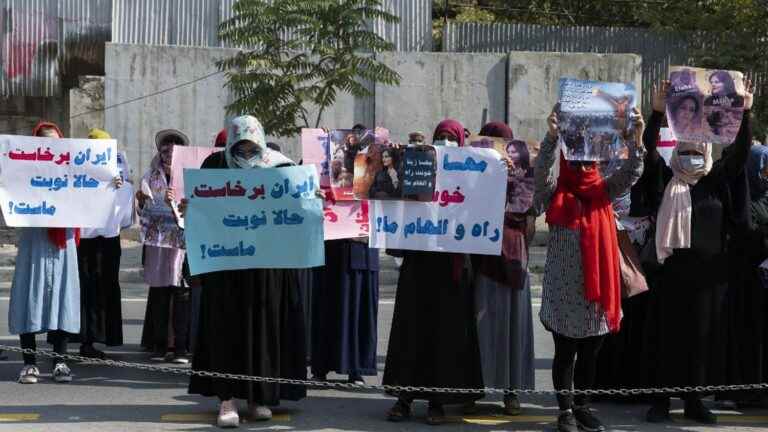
[433,119,466,147]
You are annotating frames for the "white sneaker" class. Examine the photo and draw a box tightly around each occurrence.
[52,363,72,383]
[217,400,239,428]
[249,405,272,421]
[18,365,40,384]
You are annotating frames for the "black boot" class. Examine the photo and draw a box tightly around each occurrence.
[573,406,606,432]
[646,397,672,423]
[684,396,717,424]
[557,411,579,432]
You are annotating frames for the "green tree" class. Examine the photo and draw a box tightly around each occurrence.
[218,0,402,137]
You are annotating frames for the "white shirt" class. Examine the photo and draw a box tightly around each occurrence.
[81,182,135,239]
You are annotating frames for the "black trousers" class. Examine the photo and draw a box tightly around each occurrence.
[148,286,191,355]
[552,332,606,410]
[78,236,123,346]
[20,331,69,365]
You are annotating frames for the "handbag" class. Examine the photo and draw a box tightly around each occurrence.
[617,229,649,298]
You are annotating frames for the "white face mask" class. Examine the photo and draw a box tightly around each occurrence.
[680,155,705,172]
[433,139,458,147]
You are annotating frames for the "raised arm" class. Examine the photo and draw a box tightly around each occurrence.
[533,109,560,216]
[644,81,668,164]
[722,78,755,180]
[607,107,646,200]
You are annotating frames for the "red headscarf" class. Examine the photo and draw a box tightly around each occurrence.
[214,128,227,148]
[479,121,514,140]
[33,121,81,250]
[545,155,621,332]
[433,119,466,147]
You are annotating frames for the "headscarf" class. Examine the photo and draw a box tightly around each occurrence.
[747,143,768,201]
[479,121,513,140]
[546,154,622,332]
[475,122,528,288]
[88,128,111,140]
[32,121,80,250]
[655,141,713,263]
[214,128,227,148]
[150,129,189,173]
[225,115,293,169]
[433,119,466,147]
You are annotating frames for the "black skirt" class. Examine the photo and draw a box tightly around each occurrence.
[383,251,484,405]
[71,236,124,346]
[189,268,307,404]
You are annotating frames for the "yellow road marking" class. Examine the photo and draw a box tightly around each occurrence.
[0,413,39,422]
[445,415,555,425]
[161,413,290,422]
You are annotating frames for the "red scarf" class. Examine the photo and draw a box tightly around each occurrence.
[33,121,81,250]
[545,155,621,332]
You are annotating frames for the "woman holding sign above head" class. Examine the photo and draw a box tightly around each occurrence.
[383,119,484,426]
[534,106,645,432]
[185,115,307,428]
[642,78,755,425]
[466,121,535,417]
[312,122,380,387]
[136,130,191,365]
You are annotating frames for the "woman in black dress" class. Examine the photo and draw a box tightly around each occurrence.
[368,148,401,198]
[185,115,307,428]
[644,78,755,424]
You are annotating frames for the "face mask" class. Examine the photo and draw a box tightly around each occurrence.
[680,155,705,171]
[434,139,458,147]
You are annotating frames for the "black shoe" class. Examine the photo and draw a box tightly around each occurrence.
[646,402,672,423]
[684,398,717,424]
[557,411,579,432]
[425,403,446,426]
[79,344,106,360]
[573,407,605,432]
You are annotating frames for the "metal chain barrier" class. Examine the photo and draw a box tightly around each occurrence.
[3,344,768,396]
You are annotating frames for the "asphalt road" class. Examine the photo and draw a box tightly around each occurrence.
[0,292,767,431]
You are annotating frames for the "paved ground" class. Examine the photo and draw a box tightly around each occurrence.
[0,241,766,430]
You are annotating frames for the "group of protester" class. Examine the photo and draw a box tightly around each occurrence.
[4,76,766,432]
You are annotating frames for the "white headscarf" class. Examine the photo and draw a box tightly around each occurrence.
[655,140,714,263]
[225,115,293,168]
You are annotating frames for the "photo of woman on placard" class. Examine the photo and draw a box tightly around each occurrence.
[669,94,703,137]
[368,147,401,199]
[704,70,743,107]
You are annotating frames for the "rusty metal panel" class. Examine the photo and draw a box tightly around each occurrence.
[0,0,110,97]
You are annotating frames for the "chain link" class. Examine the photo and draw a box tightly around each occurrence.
[3,344,768,396]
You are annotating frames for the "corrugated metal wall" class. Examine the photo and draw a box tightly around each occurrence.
[373,0,432,52]
[0,0,110,97]
[112,0,219,46]
[444,22,691,111]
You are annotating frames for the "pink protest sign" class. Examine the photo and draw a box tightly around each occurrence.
[322,195,369,240]
[303,128,371,239]
[170,146,223,199]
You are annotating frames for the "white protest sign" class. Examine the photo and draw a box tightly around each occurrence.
[370,146,506,255]
[0,135,119,228]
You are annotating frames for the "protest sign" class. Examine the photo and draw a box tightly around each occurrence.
[323,198,369,240]
[139,181,185,249]
[468,136,538,214]
[184,165,324,275]
[558,78,636,161]
[170,145,223,200]
[328,128,388,200]
[666,66,744,145]
[353,144,437,201]
[370,147,506,255]
[302,128,374,240]
[658,128,677,166]
[0,135,119,227]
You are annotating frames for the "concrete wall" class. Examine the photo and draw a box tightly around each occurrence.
[375,52,508,141]
[508,52,643,144]
[103,44,642,179]
[105,43,239,180]
[67,76,105,140]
